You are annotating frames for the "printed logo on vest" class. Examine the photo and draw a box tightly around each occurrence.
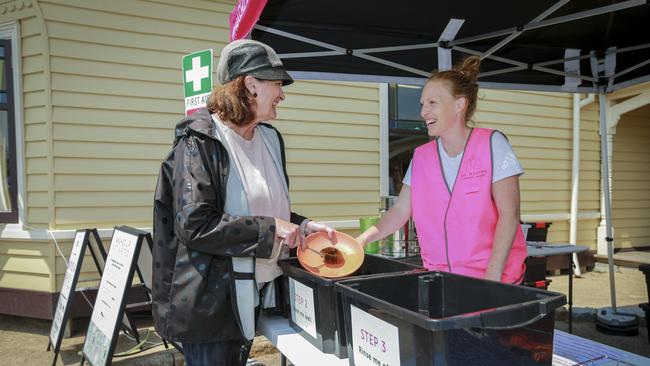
[461,157,487,180]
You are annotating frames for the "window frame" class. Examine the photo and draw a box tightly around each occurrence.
[0,38,17,223]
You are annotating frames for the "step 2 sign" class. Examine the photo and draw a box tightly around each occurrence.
[183,49,213,116]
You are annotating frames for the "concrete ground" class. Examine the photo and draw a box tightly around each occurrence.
[548,265,649,358]
[0,266,647,365]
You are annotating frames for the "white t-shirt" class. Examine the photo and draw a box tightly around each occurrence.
[403,131,523,189]
[214,119,290,283]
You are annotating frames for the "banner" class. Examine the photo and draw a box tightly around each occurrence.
[229,0,268,41]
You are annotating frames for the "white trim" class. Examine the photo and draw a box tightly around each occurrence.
[286,70,605,93]
[379,84,389,197]
[287,71,427,85]
[607,90,650,130]
[320,220,360,230]
[0,225,120,241]
[0,21,25,225]
[520,212,601,222]
[476,82,596,93]
[0,220,366,240]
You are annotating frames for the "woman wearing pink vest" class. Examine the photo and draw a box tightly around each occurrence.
[357,56,527,284]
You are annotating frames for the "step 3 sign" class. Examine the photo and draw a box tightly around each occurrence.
[350,305,400,366]
[183,49,213,116]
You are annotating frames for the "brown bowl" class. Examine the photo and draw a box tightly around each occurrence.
[297,231,364,278]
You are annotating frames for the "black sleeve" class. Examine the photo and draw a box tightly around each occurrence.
[173,133,276,259]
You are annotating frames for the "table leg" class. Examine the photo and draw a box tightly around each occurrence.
[568,254,574,334]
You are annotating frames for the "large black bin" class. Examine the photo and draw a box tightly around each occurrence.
[336,271,566,366]
[278,254,422,358]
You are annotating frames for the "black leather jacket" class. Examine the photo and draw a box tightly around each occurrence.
[152,108,306,342]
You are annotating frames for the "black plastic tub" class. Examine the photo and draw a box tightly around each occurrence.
[396,255,423,267]
[523,222,552,242]
[278,254,423,358]
[640,303,649,344]
[336,271,566,366]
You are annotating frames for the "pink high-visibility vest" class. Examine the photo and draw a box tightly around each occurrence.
[411,128,526,283]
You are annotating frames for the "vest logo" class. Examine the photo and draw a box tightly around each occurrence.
[461,157,486,180]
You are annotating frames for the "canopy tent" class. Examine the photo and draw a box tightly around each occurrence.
[230,0,650,320]
[240,0,650,93]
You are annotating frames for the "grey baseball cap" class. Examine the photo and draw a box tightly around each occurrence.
[217,39,293,86]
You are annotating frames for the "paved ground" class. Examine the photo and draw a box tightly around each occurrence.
[0,266,647,365]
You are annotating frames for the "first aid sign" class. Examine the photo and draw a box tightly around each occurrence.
[183,49,213,116]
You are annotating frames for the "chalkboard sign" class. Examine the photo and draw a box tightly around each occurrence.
[47,229,90,366]
[80,226,145,366]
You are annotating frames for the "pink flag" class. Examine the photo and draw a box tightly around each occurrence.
[229,0,268,41]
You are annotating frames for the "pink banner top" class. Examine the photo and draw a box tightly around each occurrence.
[229,0,268,41]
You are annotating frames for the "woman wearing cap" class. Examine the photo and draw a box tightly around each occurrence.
[152,39,335,365]
[357,56,527,284]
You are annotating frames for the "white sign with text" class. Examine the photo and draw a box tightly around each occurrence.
[82,229,140,366]
[288,278,317,339]
[49,231,86,346]
[350,305,400,366]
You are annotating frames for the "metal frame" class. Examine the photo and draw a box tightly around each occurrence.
[255,0,648,93]
[480,0,570,59]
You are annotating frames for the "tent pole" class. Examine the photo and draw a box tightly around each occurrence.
[598,92,617,312]
[595,92,637,334]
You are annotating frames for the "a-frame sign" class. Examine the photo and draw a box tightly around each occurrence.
[79,226,147,366]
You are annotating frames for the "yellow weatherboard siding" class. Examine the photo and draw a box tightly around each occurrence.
[1,0,380,292]
[0,239,51,291]
[21,13,49,228]
[612,106,650,248]
[475,90,601,246]
[36,0,379,229]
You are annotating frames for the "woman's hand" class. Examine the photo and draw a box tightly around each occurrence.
[274,218,300,248]
[304,220,337,245]
[357,185,412,249]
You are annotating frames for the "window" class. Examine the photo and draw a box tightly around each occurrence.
[386,84,429,196]
[0,39,17,223]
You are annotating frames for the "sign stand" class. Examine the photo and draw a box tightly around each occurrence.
[47,229,91,366]
[83,229,144,346]
[79,226,147,366]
